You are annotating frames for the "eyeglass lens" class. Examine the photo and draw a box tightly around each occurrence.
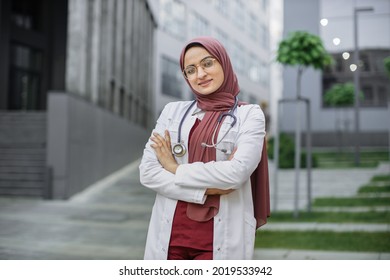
[184,58,215,79]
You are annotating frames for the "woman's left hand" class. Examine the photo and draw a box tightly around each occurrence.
[150,130,178,174]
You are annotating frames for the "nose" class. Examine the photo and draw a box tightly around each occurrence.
[196,66,207,78]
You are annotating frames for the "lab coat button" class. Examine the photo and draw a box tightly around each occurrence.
[162,248,166,252]
[217,247,221,251]
[218,218,222,222]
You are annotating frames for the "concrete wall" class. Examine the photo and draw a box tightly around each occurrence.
[46,92,149,199]
[66,0,156,129]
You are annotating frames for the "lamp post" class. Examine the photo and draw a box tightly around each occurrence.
[353,7,374,166]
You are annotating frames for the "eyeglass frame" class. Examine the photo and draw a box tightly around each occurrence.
[182,56,218,80]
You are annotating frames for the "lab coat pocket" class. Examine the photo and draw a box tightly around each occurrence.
[244,212,257,259]
[217,121,238,160]
[217,138,235,160]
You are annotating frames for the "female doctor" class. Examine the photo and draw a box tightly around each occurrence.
[139,36,268,260]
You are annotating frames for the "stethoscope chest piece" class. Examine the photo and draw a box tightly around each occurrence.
[172,142,186,157]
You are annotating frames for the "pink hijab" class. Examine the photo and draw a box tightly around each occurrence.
[179,37,270,228]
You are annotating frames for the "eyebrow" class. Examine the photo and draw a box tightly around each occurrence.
[184,55,214,68]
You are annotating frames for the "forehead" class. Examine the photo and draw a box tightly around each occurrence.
[184,46,212,66]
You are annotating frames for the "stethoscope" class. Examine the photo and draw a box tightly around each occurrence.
[172,96,238,157]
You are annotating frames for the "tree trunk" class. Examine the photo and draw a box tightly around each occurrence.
[293,66,303,218]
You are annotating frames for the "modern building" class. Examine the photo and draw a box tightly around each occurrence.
[148,0,272,130]
[279,0,389,148]
[0,0,155,198]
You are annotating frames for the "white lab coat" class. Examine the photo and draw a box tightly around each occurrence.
[139,101,266,260]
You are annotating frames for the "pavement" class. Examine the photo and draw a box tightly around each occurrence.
[0,159,389,260]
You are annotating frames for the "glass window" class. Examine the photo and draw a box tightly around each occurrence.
[377,86,388,106]
[232,0,245,30]
[248,13,258,42]
[260,24,269,49]
[160,0,186,40]
[189,12,209,38]
[11,0,42,31]
[361,85,374,107]
[262,0,268,12]
[248,53,260,83]
[214,0,229,17]
[161,56,183,98]
[214,28,230,54]
[360,53,370,72]
[232,41,245,74]
[259,60,269,87]
[9,44,42,110]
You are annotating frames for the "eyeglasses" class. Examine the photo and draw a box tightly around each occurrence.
[182,56,217,80]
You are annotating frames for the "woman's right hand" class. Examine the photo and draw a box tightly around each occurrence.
[205,147,238,195]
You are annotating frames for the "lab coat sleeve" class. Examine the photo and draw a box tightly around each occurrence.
[139,103,207,204]
[175,105,265,189]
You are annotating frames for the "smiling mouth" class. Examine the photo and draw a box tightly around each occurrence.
[198,79,212,87]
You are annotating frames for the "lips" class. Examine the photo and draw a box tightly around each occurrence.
[198,79,213,87]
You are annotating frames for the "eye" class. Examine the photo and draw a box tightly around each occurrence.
[185,66,196,75]
[202,59,214,68]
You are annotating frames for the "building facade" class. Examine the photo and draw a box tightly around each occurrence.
[280,0,389,147]
[148,0,271,127]
[0,0,155,198]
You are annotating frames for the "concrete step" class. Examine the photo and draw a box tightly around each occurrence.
[0,112,47,197]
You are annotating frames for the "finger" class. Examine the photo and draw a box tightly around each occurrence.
[152,133,165,147]
[154,132,170,151]
[229,147,238,160]
[165,130,172,150]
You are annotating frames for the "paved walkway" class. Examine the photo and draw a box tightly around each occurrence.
[0,160,389,260]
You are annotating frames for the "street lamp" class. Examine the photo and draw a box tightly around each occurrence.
[353,7,374,166]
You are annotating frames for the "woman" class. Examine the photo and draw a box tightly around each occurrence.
[139,36,269,260]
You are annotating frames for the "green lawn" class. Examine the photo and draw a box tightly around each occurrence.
[314,150,389,168]
[267,211,390,223]
[312,197,390,207]
[255,231,390,252]
[371,175,390,182]
[257,159,390,254]
[358,185,390,193]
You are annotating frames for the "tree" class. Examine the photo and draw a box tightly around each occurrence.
[324,82,364,153]
[277,31,333,98]
[276,31,332,218]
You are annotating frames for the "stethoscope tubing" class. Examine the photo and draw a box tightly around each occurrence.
[174,96,238,156]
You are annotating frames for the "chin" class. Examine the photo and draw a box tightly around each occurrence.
[196,87,217,95]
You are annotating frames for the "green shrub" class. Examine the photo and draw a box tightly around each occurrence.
[267,133,318,168]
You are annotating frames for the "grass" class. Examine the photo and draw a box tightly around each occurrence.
[371,175,390,182]
[312,197,390,207]
[266,211,390,223]
[254,171,390,253]
[314,150,389,168]
[358,174,390,193]
[358,185,390,193]
[255,231,390,252]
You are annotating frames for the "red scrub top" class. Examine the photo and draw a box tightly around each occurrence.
[169,118,213,250]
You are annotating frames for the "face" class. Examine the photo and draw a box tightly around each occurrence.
[183,46,224,95]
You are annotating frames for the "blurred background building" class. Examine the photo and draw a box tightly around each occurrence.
[0,0,388,200]
[0,0,155,198]
[148,0,272,126]
[280,0,390,147]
